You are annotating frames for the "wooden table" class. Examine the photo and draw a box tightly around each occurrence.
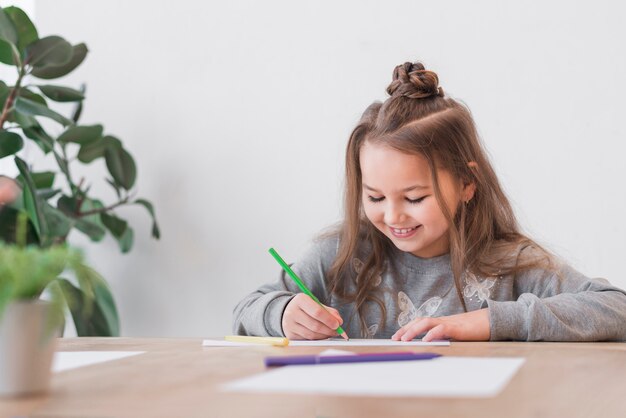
[0,338,625,418]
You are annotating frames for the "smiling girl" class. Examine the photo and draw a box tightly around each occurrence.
[233,61,626,342]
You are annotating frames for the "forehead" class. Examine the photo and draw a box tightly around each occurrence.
[359,141,431,188]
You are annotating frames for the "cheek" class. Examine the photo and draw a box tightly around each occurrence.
[362,200,385,224]
[419,199,449,225]
[362,203,378,223]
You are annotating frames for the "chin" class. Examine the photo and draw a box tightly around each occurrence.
[389,238,421,253]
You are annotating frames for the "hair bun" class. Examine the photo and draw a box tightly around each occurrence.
[386,61,444,99]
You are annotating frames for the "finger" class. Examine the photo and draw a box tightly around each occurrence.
[292,321,333,340]
[400,318,437,341]
[295,309,340,337]
[299,296,341,330]
[324,306,344,325]
[286,330,306,340]
[392,318,423,340]
[422,323,448,342]
[391,328,403,341]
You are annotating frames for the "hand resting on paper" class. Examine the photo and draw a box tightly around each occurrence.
[282,293,344,340]
[392,308,491,342]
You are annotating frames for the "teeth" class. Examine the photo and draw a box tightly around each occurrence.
[392,227,416,234]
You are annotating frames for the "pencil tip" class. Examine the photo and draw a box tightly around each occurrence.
[340,332,349,341]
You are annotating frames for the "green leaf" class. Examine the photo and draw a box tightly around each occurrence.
[57,277,120,337]
[0,37,17,65]
[100,212,127,238]
[38,85,84,102]
[0,131,24,158]
[4,7,38,52]
[135,198,160,239]
[105,146,136,190]
[60,196,106,242]
[42,202,71,239]
[119,226,133,253]
[0,81,9,106]
[33,171,55,189]
[17,170,54,189]
[77,135,119,163]
[37,188,60,200]
[91,274,120,336]
[22,124,54,154]
[12,111,38,129]
[71,84,85,122]
[76,197,106,241]
[14,96,72,126]
[0,7,18,44]
[57,124,102,145]
[31,43,88,80]
[24,35,72,68]
[18,87,47,105]
[77,140,105,163]
[100,212,134,253]
[56,194,75,215]
[74,217,106,241]
[14,156,48,245]
[101,213,133,253]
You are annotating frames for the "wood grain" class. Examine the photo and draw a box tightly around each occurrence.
[0,338,624,418]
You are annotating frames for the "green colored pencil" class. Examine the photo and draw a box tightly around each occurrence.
[269,247,349,341]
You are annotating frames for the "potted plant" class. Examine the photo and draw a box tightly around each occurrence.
[0,212,105,396]
[0,6,159,336]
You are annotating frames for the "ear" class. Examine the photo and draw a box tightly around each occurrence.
[461,181,476,203]
[462,161,478,203]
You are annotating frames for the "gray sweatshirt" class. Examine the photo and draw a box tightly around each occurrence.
[233,235,626,341]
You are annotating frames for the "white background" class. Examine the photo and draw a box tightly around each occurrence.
[2,0,624,337]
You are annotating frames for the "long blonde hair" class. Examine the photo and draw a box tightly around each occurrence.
[327,61,553,330]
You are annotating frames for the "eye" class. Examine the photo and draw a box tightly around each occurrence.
[406,196,427,204]
[367,196,385,203]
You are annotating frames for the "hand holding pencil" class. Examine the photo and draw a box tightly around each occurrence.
[269,248,349,341]
[282,293,345,340]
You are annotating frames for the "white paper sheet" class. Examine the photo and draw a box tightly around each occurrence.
[202,340,262,347]
[202,338,450,347]
[318,349,356,356]
[223,357,525,398]
[53,351,144,373]
[289,338,450,347]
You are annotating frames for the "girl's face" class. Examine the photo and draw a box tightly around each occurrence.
[360,141,472,258]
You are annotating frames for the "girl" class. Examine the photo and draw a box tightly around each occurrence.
[233,61,626,342]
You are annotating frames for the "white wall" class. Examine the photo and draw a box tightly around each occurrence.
[22,0,626,336]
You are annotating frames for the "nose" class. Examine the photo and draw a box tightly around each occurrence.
[384,201,405,226]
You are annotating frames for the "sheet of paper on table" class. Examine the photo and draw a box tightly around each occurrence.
[202,338,450,347]
[53,351,144,373]
[223,356,525,398]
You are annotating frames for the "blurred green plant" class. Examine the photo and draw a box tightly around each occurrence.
[0,214,114,335]
[0,6,160,336]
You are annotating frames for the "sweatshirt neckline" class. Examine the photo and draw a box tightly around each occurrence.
[392,246,452,272]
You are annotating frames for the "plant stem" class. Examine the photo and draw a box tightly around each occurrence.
[16,211,27,248]
[78,197,129,217]
[0,67,25,129]
[59,144,77,196]
[75,178,85,214]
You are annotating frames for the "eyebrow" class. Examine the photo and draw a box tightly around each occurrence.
[363,183,428,193]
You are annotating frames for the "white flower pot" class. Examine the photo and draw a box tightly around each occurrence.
[0,300,59,397]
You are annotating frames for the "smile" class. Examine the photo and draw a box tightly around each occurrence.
[389,225,421,238]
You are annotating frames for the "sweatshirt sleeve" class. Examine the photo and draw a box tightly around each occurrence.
[232,236,339,337]
[487,257,626,341]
